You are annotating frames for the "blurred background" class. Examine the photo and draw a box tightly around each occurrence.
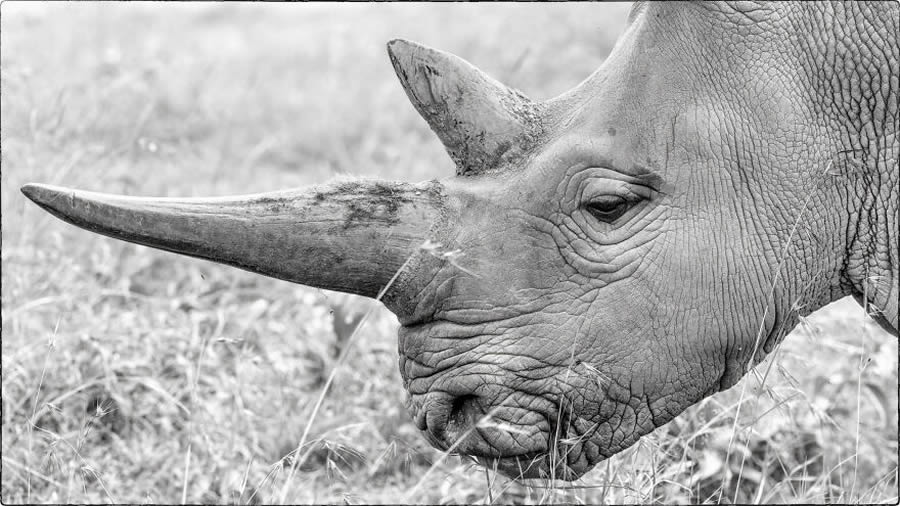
[1,3,896,504]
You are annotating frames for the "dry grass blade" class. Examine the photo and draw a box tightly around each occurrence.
[276,253,417,504]
[2,455,67,489]
[403,406,505,503]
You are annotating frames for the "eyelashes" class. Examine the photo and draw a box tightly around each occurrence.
[576,169,659,226]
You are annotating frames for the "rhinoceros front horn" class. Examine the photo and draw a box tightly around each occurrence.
[387,39,544,176]
[21,180,444,298]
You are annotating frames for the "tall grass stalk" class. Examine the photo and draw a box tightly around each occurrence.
[276,253,417,504]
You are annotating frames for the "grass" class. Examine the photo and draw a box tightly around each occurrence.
[1,3,897,504]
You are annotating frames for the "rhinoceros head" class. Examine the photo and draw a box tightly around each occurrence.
[22,2,898,480]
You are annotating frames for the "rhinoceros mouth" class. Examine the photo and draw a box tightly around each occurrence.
[472,452,551,479]
[409,387,598,480]
[399,318,604,480]
[470,448,593,481]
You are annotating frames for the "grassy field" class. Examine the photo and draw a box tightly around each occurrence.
[1,3,896,504]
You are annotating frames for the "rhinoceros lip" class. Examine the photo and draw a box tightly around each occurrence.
[472,453,545,478]
[449,415,588,480]
[460,404,594,480]
[471,452,585,480]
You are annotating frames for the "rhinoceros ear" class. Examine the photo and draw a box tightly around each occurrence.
[387,39,543,176]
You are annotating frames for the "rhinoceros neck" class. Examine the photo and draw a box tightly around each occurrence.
[842,154,899,335]
[841,6,899,335]
[799,3,899,334]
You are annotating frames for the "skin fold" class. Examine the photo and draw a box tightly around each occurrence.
[23,1,898,480]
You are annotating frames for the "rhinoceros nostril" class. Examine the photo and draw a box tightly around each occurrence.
[445,394,479,441]
[419,393,483,450]
[449,394,477,422]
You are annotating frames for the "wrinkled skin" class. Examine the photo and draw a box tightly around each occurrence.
[23,1,898,481]
[381,2,899,479]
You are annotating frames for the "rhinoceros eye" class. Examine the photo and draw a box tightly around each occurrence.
[585,195,631,223]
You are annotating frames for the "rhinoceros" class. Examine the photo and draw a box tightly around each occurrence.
[21,1,898,480]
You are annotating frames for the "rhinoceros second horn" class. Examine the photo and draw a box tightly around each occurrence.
[387,39,544,176]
